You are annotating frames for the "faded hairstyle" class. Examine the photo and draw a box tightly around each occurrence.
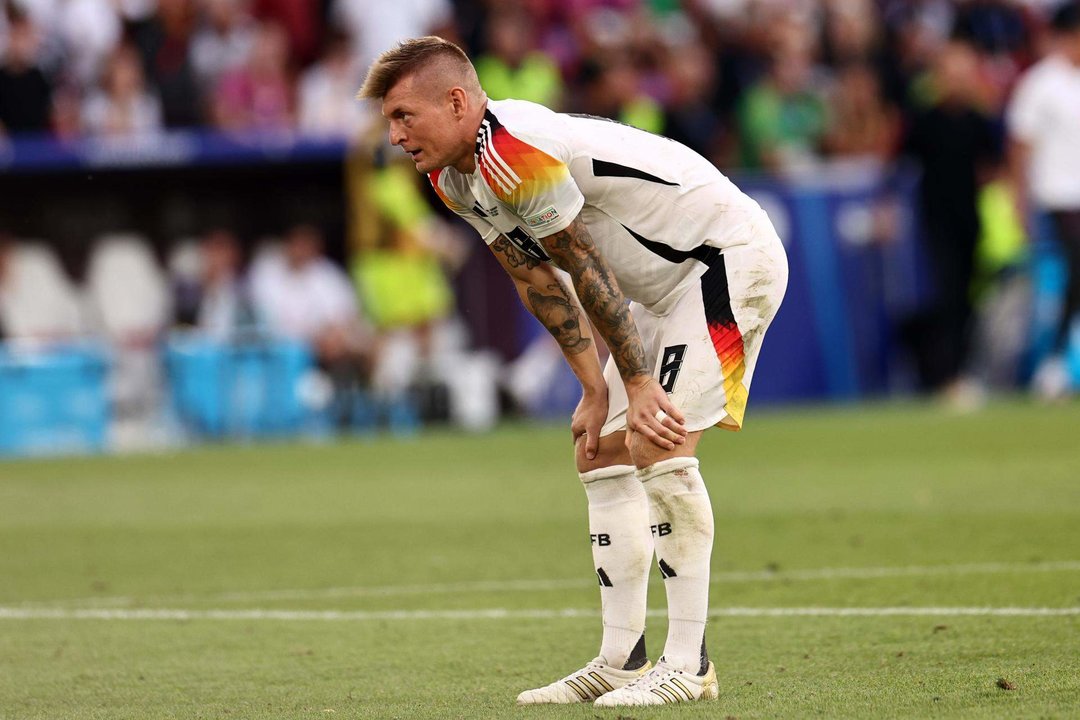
[357,36,481,100]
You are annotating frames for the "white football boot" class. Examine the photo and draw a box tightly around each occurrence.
[516,658,652,705]
[593,659,718,707]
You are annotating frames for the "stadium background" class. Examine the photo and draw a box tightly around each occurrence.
[0,0,1076,451]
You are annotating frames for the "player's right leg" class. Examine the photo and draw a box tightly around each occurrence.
[516,433,654,705]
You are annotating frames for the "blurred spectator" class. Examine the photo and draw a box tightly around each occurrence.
[0,4,52,136]
[954,0,1029,57]
[737,41,828,172]
[250,223,374,423]
[347,139,464,367]
[250,223,371,364]
[212,20,293,132]
[822,59,900,161]
[904,41,999,395]
[132,0,202,127]
[660,38,721,158]
[823,0,882,65]
[967,160,1030,393]
[474,8,563,107]
[1008,0,1080,399]
[253,0,320,66]
[880,0,954,110]
[579,53,663,132]
[81,43,164,136]
[174,228,255,341]
[297,29,368,137]
[58,0,121,87]
[189,0,256,95]
[331,0,452,73]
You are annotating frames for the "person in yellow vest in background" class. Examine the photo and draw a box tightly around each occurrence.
[473,8,563,109]
[345,124,468,425]
[965,162,1030,399]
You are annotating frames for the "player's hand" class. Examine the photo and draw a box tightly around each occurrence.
[625,375,687,451]
[572,386,608,461]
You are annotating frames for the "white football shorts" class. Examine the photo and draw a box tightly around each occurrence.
[600,215,788,435]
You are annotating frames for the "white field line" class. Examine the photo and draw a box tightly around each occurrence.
[26,560,1080,609]
[1,606,1078,622]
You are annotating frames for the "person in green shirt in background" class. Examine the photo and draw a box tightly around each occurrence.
[474,9,563,109]
[738,42,827,173]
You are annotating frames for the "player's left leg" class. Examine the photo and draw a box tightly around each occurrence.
[600,229,787,707]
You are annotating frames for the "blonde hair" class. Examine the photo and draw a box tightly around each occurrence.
[358,36,480,100]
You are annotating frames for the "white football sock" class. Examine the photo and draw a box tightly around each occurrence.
[639,457,714,675]
[580,464,653,669]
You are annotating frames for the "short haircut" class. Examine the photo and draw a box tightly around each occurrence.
[358,36,478,100]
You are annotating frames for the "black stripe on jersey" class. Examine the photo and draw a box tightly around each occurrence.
[472,202,489,217]
[701,250,736,327]
[621,224,720,267]
[475,109,502,157]
[622,223,737,329]
[593,159,678,187]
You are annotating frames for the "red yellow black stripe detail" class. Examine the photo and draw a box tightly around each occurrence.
[475,111,569,205]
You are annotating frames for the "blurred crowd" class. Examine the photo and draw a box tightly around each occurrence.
[2,0,1079,439]
[0,0,1064,161]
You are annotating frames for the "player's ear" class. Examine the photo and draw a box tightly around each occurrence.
[449,87,468,119]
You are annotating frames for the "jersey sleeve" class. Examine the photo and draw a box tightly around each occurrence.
[476,120,585,238]
[428,168,499,244]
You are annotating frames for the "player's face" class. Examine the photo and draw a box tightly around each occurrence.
[382,75,463,174]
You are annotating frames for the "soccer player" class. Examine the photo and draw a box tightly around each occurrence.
[359,37,787,707]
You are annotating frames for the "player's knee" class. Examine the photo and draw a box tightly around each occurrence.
[576,431,632,473]
[627,430,700,470]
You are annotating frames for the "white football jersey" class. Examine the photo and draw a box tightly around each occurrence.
[430,98,767,313]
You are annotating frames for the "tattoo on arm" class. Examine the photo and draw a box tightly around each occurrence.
[526,282,593,356]
[491,234,540,270]
[541,221,648,380]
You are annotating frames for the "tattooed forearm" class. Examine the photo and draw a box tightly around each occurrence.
[527,282,593,355]
[491,234,541,269]
[541,220,648,380]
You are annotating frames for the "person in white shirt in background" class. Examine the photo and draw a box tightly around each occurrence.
[1008,1,1080,399]
[189,0,256,95]
[250,223,376,421]
[81,42,163,137]
[172,228,254,341]
[298,29,371,138]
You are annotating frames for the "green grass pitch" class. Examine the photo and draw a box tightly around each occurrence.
[1,400,1079,719]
